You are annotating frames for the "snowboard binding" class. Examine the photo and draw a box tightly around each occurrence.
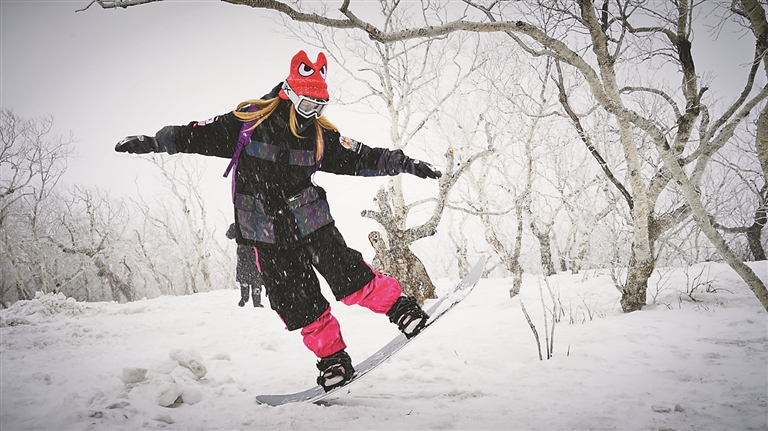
[316,350,355,392]
[387,296,429,339]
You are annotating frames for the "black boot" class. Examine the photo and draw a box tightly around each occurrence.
[387,296,429,339]
[238,284,250,307]
[252,284,264,308]
[316,350,355,392]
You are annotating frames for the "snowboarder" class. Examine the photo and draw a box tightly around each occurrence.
[114,50,442,392]
[226,223,264,308]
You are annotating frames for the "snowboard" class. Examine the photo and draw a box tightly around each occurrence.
[255,256,486,406]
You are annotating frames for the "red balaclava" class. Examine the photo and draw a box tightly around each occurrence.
[278,51,329,100]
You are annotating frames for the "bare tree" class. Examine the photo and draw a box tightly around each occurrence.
[453,53,579,291]
[1,110,140,304]
[525,201,563,277]
[707,131,767,261]
[0,110,70,223]
[53,186,135,302]
[569,187,617,274]
[0,109,237,306]
[0,109,73,305]
[514,59,565,278]
[712,187,767,261]
[465,0,768,310]
[129,155,231,296]
[446,211,474,278]
[444,108,526,296]
[361,144,490,304]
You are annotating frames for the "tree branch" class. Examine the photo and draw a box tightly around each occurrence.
[76,0,162,12]
[620,86,682,119]
[553,60,634,210]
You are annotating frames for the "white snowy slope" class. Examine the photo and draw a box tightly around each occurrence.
[1,262,766,430]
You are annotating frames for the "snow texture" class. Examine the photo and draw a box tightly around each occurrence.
[1,262,766,430]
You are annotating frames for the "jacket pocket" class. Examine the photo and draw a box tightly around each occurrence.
[285,187,334,237]
[234,193,276,244]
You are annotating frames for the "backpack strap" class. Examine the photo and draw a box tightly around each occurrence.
[223,105,259,202]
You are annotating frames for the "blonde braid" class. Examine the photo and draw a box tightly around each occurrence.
[233,98,280,132]
[315,116,337,162]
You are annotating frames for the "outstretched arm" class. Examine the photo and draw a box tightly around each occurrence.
[114,112,243,158]
[321,133,441,179]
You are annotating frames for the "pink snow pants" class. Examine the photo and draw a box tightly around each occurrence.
[300,270,402,358]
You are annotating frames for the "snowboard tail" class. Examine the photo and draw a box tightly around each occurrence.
[255,256,486,406]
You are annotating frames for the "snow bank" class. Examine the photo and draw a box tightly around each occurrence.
[1,263,766,430]
[0,291,92,327]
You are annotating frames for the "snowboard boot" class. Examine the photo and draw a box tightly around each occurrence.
[238,284,250,307]
[386,296,429,339]
[316,349,355,392]
[252,284,264,308]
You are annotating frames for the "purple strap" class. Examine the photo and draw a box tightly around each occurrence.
[252,246,262,273]
[223,106,259,202]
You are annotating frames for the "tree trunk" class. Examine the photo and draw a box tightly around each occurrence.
[746,222,767,261]
[388,240,437,304]
[560,228,575,273]
[571,221,600,275]
[1,242,33,302]
[510,204,525,298]
[750,103,768,261]
[620,251,656,312]
[533,230,557,276]
[757,104,768,186]
[93,256,133,303]
[745,184,767,261]
[449,214,472,278]
[571,240,587,275]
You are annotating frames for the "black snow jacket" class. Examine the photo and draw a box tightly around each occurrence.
[152,83,412,246]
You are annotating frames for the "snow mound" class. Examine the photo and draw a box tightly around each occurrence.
[111,347,242,421]
[169,349,207,379]
[0,292,91,327]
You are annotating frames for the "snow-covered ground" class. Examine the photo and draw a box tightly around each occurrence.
[1,262,766,430]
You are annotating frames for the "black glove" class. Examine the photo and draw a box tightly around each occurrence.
[115,135,158,154]
[403,157,442,179]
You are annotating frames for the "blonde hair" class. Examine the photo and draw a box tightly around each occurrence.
[234,98,337,163]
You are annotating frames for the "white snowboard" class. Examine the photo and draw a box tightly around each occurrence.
[255,256,487,406]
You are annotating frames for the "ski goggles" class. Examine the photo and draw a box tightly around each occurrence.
[282,82,329,119]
